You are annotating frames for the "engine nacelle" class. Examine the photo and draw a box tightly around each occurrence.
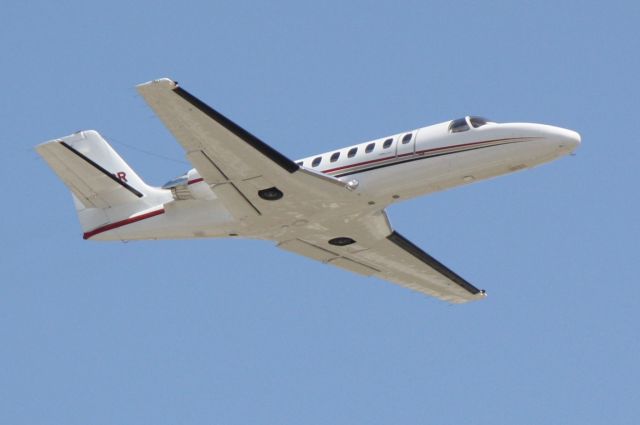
[163,169,215,201]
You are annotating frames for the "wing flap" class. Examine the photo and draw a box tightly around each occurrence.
[278,239,338,262]
[212,183,261,219]
[328,257,380,276]
[185,150,229,184]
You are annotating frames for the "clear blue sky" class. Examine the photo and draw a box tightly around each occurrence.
[2,1,639,424]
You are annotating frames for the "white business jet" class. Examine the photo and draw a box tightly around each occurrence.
[37,78,580,303]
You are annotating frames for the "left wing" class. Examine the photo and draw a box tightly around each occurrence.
[278,210,486,304]
[137,78,360,222]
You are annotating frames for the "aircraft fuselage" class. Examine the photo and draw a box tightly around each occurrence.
[135,116,579,241]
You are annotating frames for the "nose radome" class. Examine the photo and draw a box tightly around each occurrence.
[562,128,581,148]
[546,126,581,151]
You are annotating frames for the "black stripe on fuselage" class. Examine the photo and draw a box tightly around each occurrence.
[386,231,483,296]
[331,139,526,178]
[60,141,144,198]
[173,86,300,174]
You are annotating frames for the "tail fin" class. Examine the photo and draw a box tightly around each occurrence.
[36,130,156,208]
[37,130,170,239]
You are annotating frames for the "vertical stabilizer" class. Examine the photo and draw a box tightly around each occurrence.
[37,130,171,238]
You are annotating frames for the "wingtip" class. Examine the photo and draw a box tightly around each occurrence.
[36,130,99,151]
[136,77,178,90]
[454,289,486,304]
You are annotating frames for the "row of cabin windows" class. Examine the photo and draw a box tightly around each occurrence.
[300,133,413,168]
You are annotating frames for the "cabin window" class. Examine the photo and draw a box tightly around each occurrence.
[401,133,412,144]
[469,116,489,128]
[365,143,375,153]
[383,138,393,149]
[348,147,358,158]
[449,118,469,133]
[312,156,322,167]
[330,152,340,162]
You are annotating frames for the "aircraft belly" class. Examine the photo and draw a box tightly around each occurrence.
[92,199,238,241]
[342,156,451,200]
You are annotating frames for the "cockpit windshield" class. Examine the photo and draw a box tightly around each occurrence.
[448,116,493,133]
[469,116,489,128]
[449,118,469,133]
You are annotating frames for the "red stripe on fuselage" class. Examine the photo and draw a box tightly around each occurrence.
[322,154,396,174]
[83,208,166,240]
[320,137,531,175]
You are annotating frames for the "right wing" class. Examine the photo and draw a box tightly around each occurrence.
[278,210,486,304]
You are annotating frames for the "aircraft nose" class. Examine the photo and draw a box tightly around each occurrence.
[560,128,581,149]
[545,126,581,152]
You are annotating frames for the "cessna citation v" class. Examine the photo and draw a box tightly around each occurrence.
[37,78,580,303]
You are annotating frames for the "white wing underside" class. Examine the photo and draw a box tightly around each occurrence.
[276,211,485,303]
[137,78,485,303]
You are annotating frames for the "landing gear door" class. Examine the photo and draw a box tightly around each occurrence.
[396,132,416,157]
